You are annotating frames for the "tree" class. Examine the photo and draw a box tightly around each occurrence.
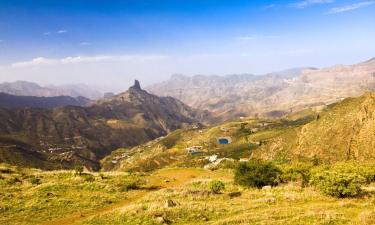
[234,160,280,188]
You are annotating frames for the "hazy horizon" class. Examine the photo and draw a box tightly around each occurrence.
[0,0,374,91]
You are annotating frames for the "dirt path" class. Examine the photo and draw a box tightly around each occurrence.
[41,168,210,225]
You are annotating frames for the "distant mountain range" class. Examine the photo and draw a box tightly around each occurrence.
[148,58,375,120]
[0,93,91,108]
[0,80,212,170]
[0,81,103,99]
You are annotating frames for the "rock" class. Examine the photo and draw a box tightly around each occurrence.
[155,216,165,224]
[262,185,272,190]
[164,199,177,208]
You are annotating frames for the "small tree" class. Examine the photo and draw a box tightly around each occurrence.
[209,180,225,194]
[234,160,281,188]
[310,171,366,198]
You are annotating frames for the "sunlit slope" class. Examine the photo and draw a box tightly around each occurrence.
[253,92,375,162]
[107,93,375,172]
[103,111,316,172]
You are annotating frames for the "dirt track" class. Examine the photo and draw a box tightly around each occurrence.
[42,168,211,225]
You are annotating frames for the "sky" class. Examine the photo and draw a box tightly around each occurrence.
[0,0,374,91]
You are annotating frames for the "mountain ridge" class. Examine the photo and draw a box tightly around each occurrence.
[148,58,375,120]
[0,80,103,99]
[0,80,211,170]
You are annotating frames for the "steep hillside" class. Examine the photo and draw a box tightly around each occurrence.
[0,81,102,99]
[0,81,211,170]
[107,93,375,172]
[148,59,375,120]
[103,107,316,172]
[0,93,90,108]
[249,92,375,163]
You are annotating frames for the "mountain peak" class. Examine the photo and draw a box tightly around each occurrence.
[130,80,141,90]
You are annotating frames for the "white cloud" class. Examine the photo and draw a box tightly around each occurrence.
[291,0,334,8]
[43,29,68,36]
[79,42,91,46]
[328,1,374,14]
[11,54,168,68]
[12,57,58,67]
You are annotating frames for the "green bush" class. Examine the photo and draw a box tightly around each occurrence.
[280,163,312,187]
[209,180,225,194]
[81,173,95,182]
[29,176,41,185]
[310,170,366,198]
[330,162,375,183]
[234,160,281,188]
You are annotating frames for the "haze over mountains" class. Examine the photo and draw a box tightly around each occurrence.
[0,93,90,108]
[148,58,375,120]
[1,58,375,170]
[0,81,103,100]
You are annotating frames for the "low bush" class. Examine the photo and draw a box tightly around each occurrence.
[280,163,312,187]
[29,176,41,185]
[234,160,281,188]
[310,170,366,198]
[81,173,95,182]
[209,180,225,194]
[330,162,375,183]
[117,177,145,192]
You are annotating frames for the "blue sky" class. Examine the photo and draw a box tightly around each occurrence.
[0,0,374,91]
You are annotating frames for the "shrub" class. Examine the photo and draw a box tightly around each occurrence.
[234,160,281,188]
[310,170,366,198]
[81,173,95,182]
[6,177,22,185]
[209,180,225,194]
[330,162,375,183]
[74,164,84,175]
[280,163,312,187]
[29,176,41,185]
[117,177,145,192]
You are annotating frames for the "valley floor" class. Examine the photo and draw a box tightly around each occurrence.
[1,165,375,225]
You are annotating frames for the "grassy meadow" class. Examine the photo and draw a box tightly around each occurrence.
[1,163,375,225]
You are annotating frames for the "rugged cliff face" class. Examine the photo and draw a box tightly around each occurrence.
[0,81,212,170]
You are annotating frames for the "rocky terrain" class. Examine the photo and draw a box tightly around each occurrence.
[148,58,375,120]
[0,81,211,170]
